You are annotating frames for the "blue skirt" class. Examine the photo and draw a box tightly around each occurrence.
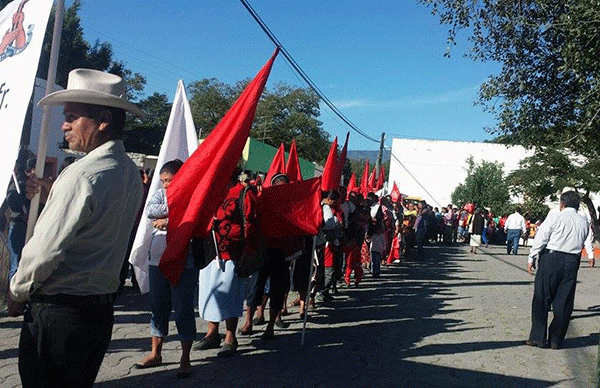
[198,258,246,322]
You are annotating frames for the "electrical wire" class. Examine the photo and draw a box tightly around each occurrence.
[389,150,442,208]
[239,0,379,144]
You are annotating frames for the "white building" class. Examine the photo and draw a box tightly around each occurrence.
[388,138,533,209]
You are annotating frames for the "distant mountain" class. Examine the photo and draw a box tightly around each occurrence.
[347,149,391,163]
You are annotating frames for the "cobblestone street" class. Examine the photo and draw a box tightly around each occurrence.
[1,244,599,387]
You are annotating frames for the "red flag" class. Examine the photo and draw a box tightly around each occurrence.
[285,139,303,182]
[367,167,376,194]
[264,143,286,188]
[321,137,339,191]
[333,132,349,189]
[376,165,385,191]
[390,181,400,203]
[259,177,323,238]
[360,159,370,196]
[347,173,357,196]
[160,49,279,284]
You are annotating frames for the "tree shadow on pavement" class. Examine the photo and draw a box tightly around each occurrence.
[97,245,556,388]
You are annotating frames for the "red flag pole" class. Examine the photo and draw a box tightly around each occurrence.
[161,48,279,284]
[301,235,317,346]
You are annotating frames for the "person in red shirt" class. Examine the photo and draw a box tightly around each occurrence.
[194,170,259,357]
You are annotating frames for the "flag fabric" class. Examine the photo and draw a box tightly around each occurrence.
[376,165,385,191]
[259,177,323,238]
[367,167,376,194]
[359,159,370,196]
[0,0,53,206]
[333,132,349,189]
[320,137,338,191]
[129,80,198,293]
[285,139,303,182]
[347,173,357,195]
[160,49,279,285]
[264,143,286,187]
[390,181,401,203]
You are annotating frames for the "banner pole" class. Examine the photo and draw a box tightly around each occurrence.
[26,0,64,242]
[301,235,318,346]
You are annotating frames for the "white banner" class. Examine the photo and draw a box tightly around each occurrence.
[129,80,198,293]
[0,0,53,205]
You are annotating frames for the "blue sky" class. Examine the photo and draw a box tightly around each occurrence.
[74,0,501,151]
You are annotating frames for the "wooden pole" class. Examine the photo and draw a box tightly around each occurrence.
[301,235,318,346]
[26,0,64,241]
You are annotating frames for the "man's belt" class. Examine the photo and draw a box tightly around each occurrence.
[30,292,117,308]
[545,249,581,259]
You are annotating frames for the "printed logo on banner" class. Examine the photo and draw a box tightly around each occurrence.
[0,0,33,63]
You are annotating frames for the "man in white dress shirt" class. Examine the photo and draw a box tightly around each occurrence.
[504,207,527,255]
[9,69,143,387]
[525,190,593,349]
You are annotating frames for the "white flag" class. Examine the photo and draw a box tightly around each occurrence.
[129,80,198,293]
[0,0,53,205]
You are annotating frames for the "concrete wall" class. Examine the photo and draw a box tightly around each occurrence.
[388,138,533,208]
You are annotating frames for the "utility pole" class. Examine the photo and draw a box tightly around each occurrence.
[375,132,385,179]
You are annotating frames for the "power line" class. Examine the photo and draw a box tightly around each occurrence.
[389,150,442,208]
[239,0,379,144]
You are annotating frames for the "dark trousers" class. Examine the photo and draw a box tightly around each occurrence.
[247,248,290,313]
[19,301,114,388]
[528,251,580,348]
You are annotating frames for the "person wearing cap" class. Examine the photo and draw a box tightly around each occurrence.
[8,69,144,387]
[525,190,594,349]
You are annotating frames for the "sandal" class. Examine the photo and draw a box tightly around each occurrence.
[217,341,238,357]
[252,317,266,326]
[133,356,162,369]
[238,327,253,336]
[192,335,221,351]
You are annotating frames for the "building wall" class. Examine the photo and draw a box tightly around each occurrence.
[388,138,533,208]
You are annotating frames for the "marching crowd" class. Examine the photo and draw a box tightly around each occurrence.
[3,68,596,387]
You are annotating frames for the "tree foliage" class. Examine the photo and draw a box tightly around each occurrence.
[450,156,510,214]
[508,147,600,239]
[123,93,172,156]
[188,79,330,162]
[419,0,600,158]
[35,0,145,97]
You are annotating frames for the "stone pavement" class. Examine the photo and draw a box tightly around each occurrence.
[1,244,599,387]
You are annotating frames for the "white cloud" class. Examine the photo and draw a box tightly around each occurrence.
[331,84,480,109]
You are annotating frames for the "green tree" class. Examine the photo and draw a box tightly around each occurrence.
[35,1,145,96]
[123,93,172,155]
[450,157,510,214]
[508,148,600,241]
[188,79,330,162]
[419,0,600,158]
[188,78,235,138]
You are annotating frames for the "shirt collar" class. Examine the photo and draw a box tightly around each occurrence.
[84,140,125,159]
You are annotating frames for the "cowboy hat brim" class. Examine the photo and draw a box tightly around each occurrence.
[38,89,144,116]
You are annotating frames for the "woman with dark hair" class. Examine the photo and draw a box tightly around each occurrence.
[318,190,342,300]
[469,208,485,254]
[135,159,197,379]
[238,173,301,340]
[194,168,260,354]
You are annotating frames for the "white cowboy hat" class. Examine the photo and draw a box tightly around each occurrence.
[38,68,143,116]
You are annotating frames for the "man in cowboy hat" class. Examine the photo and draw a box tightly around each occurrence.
[9,69,144,387]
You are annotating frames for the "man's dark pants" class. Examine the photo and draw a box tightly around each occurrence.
[528,251,580,349]
[19,300,114,388]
